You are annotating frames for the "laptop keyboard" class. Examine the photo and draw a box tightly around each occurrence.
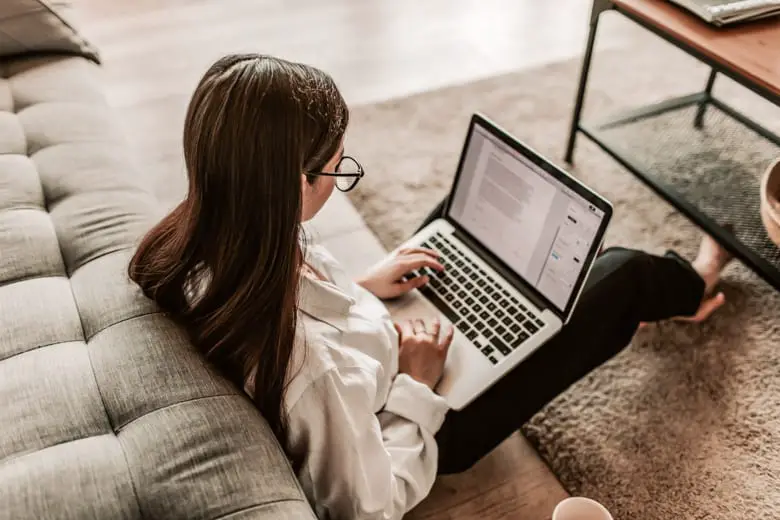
[409,232,546,365]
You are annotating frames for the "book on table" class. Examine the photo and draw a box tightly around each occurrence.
[667,0,780,26]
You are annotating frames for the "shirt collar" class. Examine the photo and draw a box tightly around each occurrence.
[297,246,355,332]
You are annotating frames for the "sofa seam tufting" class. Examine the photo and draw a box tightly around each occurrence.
[0,337,84,364]
[113,432,147,520]
[83,319,148,519]
[0,432,114,469]
[85,310,162,342]
[115,393,241,433]
[0,202,46,212]
[67,245,137,278]
[0,273,69,290]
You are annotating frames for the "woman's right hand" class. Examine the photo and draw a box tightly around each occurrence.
[394,318,454,390]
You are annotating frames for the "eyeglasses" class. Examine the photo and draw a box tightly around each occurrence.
[309,155,364,192]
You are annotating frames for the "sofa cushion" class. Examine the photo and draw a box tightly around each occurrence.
[0,54,315,520]
[0,1,99,62]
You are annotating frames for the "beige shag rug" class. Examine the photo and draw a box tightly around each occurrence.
[346,39,780,519]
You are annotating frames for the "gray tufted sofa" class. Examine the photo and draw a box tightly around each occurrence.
[0,6,317,520]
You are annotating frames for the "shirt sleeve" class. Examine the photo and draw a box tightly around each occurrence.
[288,366,450,520]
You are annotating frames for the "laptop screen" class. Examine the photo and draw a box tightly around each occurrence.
[447,122,606,313]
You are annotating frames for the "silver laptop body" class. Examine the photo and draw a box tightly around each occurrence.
[388,114,613,410]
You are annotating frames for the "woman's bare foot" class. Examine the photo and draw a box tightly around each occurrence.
[676,234,733,323]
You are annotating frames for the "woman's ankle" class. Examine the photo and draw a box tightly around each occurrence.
[691,235,733,295]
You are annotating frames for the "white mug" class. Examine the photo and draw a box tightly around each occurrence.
[552,497,614,520]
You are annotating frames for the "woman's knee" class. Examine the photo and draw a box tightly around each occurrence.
[599,246,645,262]
[595,247,655,280]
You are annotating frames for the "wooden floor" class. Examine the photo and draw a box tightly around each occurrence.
[70,1,645,518]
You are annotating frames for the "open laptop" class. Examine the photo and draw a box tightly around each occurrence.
[389,114,613,410]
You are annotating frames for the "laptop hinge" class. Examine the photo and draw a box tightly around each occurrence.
[451,227,555,317]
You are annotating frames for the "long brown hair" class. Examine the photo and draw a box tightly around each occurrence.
[129,54,349,444]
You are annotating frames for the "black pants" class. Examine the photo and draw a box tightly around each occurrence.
[416,200,707,474]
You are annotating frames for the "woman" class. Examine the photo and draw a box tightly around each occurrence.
[129,54,732,519]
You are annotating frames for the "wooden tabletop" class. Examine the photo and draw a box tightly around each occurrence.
[613,0,780,99]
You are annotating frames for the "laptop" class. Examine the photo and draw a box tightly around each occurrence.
[389,114,613,410]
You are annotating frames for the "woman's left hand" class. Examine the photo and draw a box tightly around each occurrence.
[357,247,444,300]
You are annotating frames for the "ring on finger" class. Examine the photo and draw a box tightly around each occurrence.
[413,319,426,334]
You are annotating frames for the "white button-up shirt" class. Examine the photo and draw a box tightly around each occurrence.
[248,244,450,520]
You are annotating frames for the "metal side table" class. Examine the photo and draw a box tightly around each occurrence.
[565,0,780,290]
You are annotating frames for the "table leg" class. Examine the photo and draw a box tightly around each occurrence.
[565,0,612,164]
[694,69,718,129]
